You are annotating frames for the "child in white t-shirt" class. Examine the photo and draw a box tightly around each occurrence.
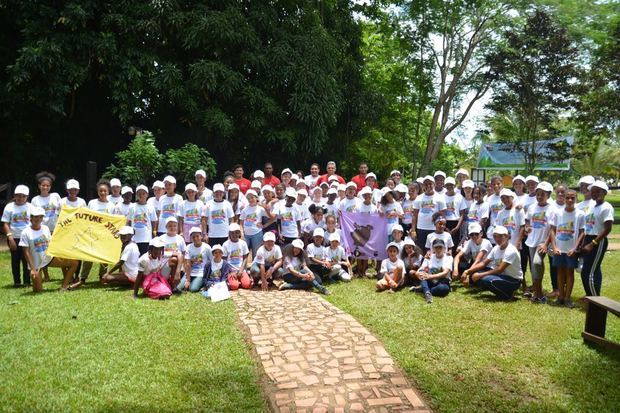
[412,239,452,303]
[61,179,87,209]
[324,234,352,282]
[177,227,212,293]
[2,185,33,286]
[277,188,303,244]
[102,226,141,286]
[31,172,61,232]
[129,185,159,255]
[157,176,183,235]
[178,183,205,243]
[222,223,252,290]
[425,214,454,254]
[250,232,284,290]
[376,243,405,292]
[454,223,492,280]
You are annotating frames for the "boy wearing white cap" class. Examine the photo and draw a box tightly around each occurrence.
[464,226,523,300]
[2,185,32,286]
[250,232,284,291]
[580,181,614,297]
[277,188,303,245]
[19,207,79,292]
[202,183,235,246]
[157,176,183,236]
[176,227,212,293]
[453,223,492,280]
[222,223,252,290]
[101,226,141,286]
[178,183,205,243]
[524,181,555,303]
[60,179,87,209]
[107,178,123,204]
[306,228,329,277]
[128,185,159,255]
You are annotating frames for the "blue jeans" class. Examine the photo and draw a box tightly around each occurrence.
[175,275,204,292]
[475,274,520,300]
[420,279,450,297]
[282,269,324,291]
[245,231,263,258]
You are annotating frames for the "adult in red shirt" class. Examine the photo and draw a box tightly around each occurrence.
[350,162,378,191]
[232,164,252,194]
[262,162,281,187]
[316,161,345,186]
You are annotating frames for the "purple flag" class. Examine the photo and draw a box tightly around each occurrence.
[341,212,388,260]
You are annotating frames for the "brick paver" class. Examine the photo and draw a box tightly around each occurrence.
[233,290,431,412]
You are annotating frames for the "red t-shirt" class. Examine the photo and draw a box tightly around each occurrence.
[316,174,345,186]
[351,174,379,191]
[234,178,252,194]
[262,175,281,187]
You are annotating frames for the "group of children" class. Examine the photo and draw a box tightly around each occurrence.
[2,164,614,306]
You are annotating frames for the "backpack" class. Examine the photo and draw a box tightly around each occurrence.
[142,273,172,300]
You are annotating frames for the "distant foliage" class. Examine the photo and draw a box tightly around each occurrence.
[165,143,217,184]
[103,132,163,187]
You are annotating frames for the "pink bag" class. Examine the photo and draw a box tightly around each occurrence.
[142,273,172,300]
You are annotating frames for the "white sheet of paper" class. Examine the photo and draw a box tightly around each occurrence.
[209,281,231,303]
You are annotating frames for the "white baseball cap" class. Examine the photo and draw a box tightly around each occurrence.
[165,216,178,225]
[152,180,164,189]
[328,175,340,183]
[327,188,338,195]
[189,227,202,235]
[149,237,165,248]
[468,223,482,234]
[163,175,176,184]
[444,177,456,186]
[395,184,408,193]
[195,169,206,178]
[588,180,609,192]
[536,181,553,193]
[136,184,148,193]
[251,180,262,189]
[14,185,29,196]
[512,175,525,184]
[121,186,133,195]
[456,168,469,177]
[328,233,340,243]
[423,175,435,183]
[263,232,276,242]
[110,178,121,187]
[499,188,515,198]
[213,183,225,193]
[392,224,404,233]
[390,170,401,176]
[285,187,297,198]
[385,242,399,251]
[119,226,134,236]
[365,172,377,180]
[403,238,416,248]
[253,170,265,179]
[525,175,539,184]
[462,179,474,189]
[245,189,258,198]
[416,177,424,184]
[297,189,308,197]
[292,239,304,249]
[262,184,275,194]
[345,182,356,190]
[313,228,325,238]
[289,175,298,182]
[185,183,197,192]
[493,226,509,235]
[228,183,240,191]
[229,223,241,232]
[211,244,223,253]
[66,179,80,190]
[579,175,595,185]
[30,206,45,216]
[281,168,293,176]
[434,170,446,178]
[359,187,372,196]
[337,184,346,192]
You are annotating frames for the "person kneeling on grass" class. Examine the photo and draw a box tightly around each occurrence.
[279,239,330,295]
[176,227,212,293]
[20,207,79,292]
[249,232,284,291]
[101,226,140,286]
[376,242,404,292]
[462,226,523,300]
[201,245,232,298]
[410,239,452,304]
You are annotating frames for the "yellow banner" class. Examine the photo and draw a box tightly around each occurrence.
[48,206,125,264]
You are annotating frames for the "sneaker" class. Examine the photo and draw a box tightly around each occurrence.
[564,300,576,309]
[272,279,284,288]
[409,285,423,293]
[425,292,433,304]
[549,298,565,306]
[318,286,331,296]
[278,282,293,291]
[547,290,560,298]
[522,287,533,298]
[531,296,547,304]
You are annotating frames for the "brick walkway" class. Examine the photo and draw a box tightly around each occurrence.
[233,290,431,413]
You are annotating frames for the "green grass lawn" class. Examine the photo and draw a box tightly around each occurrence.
[326,251,620,413]
[0,252,267,413]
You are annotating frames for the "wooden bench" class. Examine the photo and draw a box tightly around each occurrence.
[582,296,620,351]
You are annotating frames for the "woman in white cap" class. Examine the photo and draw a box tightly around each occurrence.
[511,175,527,208]
[128,184,158,255]
[178,183,204,243]
[279,239,330,295]
[411,238,453,303]
[202,183,235,246]
[3,186,32,287]
[249,232,284,291]
[227,183,247,221]
[60,179,86,209]
[453,223,492,280]
[31,171,62,233]
[400,238,423,286]
[580,180,614,298]
[240,189,269,257]
[463,226,523,300]
[101,226,141,286]
[19,206,79,292]
[157,176,183,236]
[576,175,595,216]
[176,227,211,293]
[108,178,123,204]
[524,181,555,304]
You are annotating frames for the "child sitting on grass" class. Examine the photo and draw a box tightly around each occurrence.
[425,214,453,255]
[101,226,141,286]
[376,243,405,292]
[411,239,453,303]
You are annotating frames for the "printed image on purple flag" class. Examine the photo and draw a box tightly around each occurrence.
[341,212,388,260]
